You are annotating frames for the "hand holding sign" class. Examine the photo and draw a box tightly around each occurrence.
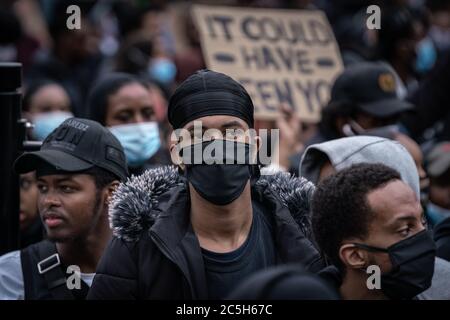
[276,103,303,169]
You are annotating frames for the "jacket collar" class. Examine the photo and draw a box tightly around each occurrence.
[109,166,316,243]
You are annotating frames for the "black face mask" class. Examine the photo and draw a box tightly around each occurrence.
[353,229,436,300]
[181,140,255,206]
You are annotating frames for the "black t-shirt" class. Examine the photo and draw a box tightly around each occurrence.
[201,203,276,299]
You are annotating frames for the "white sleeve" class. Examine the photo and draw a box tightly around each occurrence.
[0,250,25,300]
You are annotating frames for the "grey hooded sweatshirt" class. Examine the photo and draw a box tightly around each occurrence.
[299,135,450,300]
[299,136,420,198]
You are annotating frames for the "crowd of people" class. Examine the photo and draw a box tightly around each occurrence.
[0,0,450,300]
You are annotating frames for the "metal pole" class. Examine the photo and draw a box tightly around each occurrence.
[0,62,22,255]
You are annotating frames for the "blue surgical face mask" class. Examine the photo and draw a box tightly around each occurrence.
[148,57,177,85]
[415,37,437,74]
[32,111,74,141]
[109,122,161,168]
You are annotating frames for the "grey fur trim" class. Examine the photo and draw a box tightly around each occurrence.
[256,172,315,238]
[109,166,315,242]
[109,166,182,242]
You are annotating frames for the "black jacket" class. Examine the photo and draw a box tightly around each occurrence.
[88,166,324,299]
[317,265,343,295]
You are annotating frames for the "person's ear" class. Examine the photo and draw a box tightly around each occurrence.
[335,116,349,137]
[169,128,190,171]
[104,181,120,206]
[254,134,262,152]
[251,134,261,164]
[170,143,185,171]
[339,243,368,270]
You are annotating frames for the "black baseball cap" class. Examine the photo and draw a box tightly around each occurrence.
[15,118,128,181]
[331,62,413,117]
[426,142,450,177]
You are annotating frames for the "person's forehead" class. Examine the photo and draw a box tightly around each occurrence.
[182,115,249,130]
[35,83,65,94]
[37,173,94,183]
[367,180,420,224]
[109,84,153,110]
[114,82,149,97]
[32,84,69,103]
[21,171,36,179]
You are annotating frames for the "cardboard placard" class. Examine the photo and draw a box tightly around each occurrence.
[192,5,343,122]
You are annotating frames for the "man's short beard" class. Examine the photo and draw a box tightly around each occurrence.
[49,190,103,243]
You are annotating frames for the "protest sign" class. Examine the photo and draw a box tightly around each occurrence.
[192,5,343,122]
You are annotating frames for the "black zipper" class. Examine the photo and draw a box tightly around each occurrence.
[149,230,196,298]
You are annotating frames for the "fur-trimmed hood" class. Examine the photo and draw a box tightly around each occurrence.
[109,166,316,242]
